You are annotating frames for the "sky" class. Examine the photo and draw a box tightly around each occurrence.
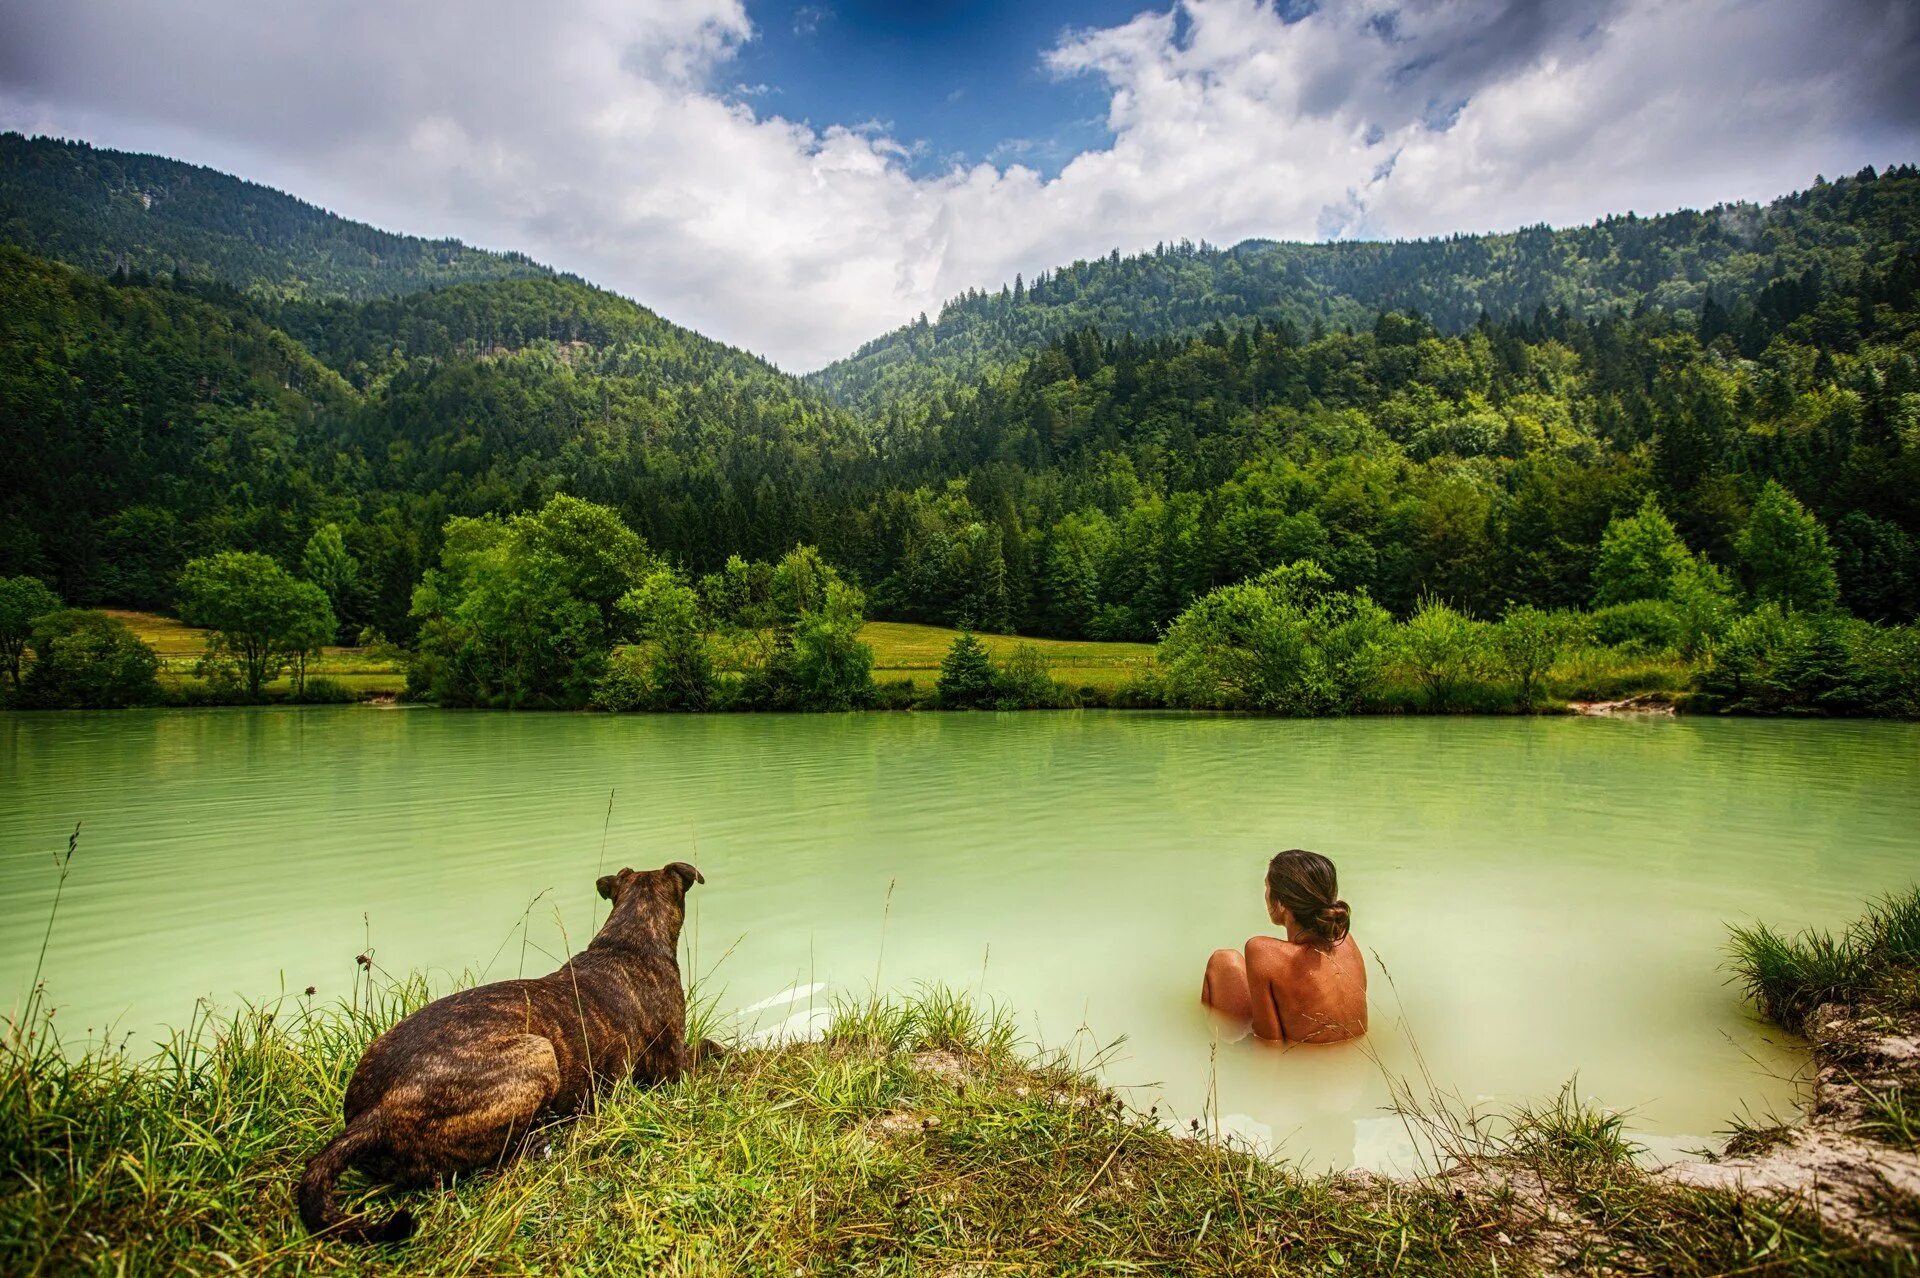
[1,0,1917,371]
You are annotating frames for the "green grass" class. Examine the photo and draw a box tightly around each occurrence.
[1855,1081,1919,1148]
[1501,1080,1640,1180]
[860,621,1155,692]
[1728,886,1920,1032]
[106,609,407,700]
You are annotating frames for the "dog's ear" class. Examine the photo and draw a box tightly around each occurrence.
[596,873,619,901]
[665,861,704,890]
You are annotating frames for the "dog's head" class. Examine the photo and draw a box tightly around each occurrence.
[593,863,703,947]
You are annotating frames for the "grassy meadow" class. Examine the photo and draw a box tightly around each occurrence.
[107,610,410,698]
[861,621,1156,692]
[105,612,1159,703]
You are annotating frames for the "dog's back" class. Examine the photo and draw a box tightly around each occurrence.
[300,863,701,1242]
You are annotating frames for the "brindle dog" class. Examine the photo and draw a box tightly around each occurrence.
[299,862,703,1243]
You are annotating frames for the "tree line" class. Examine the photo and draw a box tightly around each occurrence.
[0,158,1917,717]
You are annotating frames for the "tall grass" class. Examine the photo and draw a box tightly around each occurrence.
[1728,886,1920,1032]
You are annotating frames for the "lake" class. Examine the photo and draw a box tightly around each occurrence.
[4,707,1917,1171]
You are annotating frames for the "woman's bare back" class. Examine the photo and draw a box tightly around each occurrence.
[1206,935,1368,1043]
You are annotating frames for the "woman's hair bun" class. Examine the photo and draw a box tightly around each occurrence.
[1267,850,1351,945]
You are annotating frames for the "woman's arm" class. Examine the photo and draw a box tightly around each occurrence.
[1244,941,1288,1043]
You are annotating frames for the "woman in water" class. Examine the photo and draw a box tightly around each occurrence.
[1201,849,1368,1043]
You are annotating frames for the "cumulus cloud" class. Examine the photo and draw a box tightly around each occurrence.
[1,0,1915,369]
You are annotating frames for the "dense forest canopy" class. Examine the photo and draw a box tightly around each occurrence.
[1,137,1917,666]
[0,134,548,301]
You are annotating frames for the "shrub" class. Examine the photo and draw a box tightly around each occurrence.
[994,643,1070,709]
[611,569,716,711]
[590,648,652,712]
[1158,561,1390,713]
[871,678,920,710]
[409,496,657,708]
[16,610,161,708]
[772,579,874,711]
[1586,598,1685,655]
[1847,624,1920,718]
[1666,556,1739,659]
[1691,605,1910,714]
[291,676,356,704]
[1492,605,1569,709]
[1397,598,1490,711]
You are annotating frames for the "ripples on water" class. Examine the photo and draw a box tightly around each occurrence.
[4,708,1917,1170]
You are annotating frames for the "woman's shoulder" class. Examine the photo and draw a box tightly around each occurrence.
[1247,934,1360,966]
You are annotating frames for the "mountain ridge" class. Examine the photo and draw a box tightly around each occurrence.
[0,132,550,302]
[809,164,1919,410]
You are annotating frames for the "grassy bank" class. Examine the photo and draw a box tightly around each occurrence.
[1686,889,1920,1249]
[2,972,1902,1275]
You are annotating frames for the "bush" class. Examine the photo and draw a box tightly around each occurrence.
[1586,598,1685,655]
[1492,605,1570,709]
[607,569,716,711]
[409,496,657,708]
[16,610,161,708]
[771,578,874,711]
[591,647,654,712]
[1158,561,1391,713]
[993,643,1071,709]
[1396,598,1490,711]
[1852,624,1920,718]
[291,676,356,704]
[872,678,920,710]
[1697,605,1835,713]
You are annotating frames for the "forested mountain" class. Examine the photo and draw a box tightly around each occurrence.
[2,141,1917,661]
[0,246,870,627]
[814,165,1920,413]
[0,134,548,301]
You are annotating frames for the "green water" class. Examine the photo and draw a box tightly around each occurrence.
[5,708,1917,1170]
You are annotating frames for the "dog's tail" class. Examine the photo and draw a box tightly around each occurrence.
[298,1114,415,1244]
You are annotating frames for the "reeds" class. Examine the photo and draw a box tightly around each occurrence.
[1728,886,1920,1032]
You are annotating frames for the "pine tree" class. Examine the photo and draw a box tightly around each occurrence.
[935,632,997,709]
